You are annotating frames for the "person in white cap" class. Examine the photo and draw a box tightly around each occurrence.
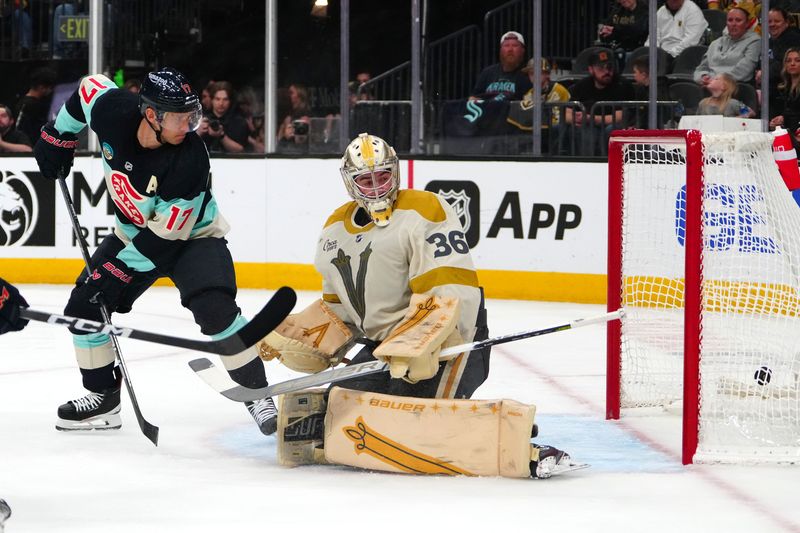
[470,30,531,101]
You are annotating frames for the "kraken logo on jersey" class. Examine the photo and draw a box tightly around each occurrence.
[330,243,372,329]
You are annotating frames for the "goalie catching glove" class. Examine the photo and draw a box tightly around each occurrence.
[258,299,353,373]
[373,293,464,383]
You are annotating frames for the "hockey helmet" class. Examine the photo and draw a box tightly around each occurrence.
[139,67,202,131]
[340,133,400,226]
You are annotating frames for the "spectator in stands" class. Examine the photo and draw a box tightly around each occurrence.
[644,0,708,59]
[507,58,570,127]
[470,30,531,101]
[200,80,216,113]
[123,79,141,93]
[598,0,649,56]
[708,1,761,33]
[697,72,755,116]
[277,83,313,151]
[630,56,672,128]
[769,48,800,138]
[693,7,761,86]
[198,81,249,153]
[631,56,669,101]
[353,71,375,102]
[755,7,800,89]
[0,104,32,153]
[12,0,33,58]
[565,49,634,155]
[237,85,266,153]
[506,58,570,152]
[15,67,57,144]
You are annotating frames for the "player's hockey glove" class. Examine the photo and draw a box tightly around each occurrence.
[0,278,29,334]
[34,122,79,180]
[77,260,134,310]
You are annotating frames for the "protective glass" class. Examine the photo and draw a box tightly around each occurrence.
[353,169,394,199]
[158,103,203,132]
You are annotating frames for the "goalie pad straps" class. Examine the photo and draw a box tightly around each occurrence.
[277,389,329,467]
[257,299,353,374]
[324,387,537,478]
[373,293,461,383]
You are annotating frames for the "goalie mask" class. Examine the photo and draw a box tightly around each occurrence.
[340,133,400,226]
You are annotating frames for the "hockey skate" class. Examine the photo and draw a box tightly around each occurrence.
[56,372,122,431]
[245,397,278,436]
[0,498,10,532]
[530,444,589,479]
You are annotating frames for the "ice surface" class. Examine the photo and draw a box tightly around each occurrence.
[1,286,798,532]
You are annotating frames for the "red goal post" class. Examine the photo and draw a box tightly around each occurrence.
[606,129,800,465]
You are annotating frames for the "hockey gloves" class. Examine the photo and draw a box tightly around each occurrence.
[373,294,462,383]
[34,122,79,180]
[0,278,29,335]
[77,260,134,310]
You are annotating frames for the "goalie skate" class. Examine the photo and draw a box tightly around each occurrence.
[530,444,589,479]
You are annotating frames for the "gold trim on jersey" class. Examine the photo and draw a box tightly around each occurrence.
[322,293,342,303]
[409,267,479,294]
[322,190,447,234]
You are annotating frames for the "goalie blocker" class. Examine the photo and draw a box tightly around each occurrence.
[277,387,582,479]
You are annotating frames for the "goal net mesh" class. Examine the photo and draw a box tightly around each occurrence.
[619,132,800,463]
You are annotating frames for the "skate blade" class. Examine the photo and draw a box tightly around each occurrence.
[547,462,590,477]
[56,412,122,431]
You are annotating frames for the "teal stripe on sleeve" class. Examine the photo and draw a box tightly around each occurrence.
[116,241,157,272]
[54,107,86,135]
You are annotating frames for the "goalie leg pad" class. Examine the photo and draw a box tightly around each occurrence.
[324,387,537,478]
[277,388,329,467]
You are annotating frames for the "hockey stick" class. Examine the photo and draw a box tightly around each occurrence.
[18,286,296,355]
[190,309,624,403]
[57,177,159,444]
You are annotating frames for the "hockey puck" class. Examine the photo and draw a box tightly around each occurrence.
[754,366,772,386]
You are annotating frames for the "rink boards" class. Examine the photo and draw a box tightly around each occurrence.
[0,156,608,302]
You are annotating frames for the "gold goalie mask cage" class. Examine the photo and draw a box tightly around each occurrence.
[340,133,400,226]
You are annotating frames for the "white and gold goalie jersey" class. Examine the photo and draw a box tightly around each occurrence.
[315,189,481,342]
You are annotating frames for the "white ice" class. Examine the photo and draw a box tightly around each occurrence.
[1,285,799,533]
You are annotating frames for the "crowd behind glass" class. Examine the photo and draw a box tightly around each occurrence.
[0,0,798,158]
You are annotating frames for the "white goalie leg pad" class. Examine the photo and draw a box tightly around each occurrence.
[324,387,537,478]
[276,388,329,467]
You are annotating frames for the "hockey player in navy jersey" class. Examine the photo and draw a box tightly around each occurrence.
[33,68,278,435]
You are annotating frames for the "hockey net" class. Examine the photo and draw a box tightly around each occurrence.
[607,130,800,464]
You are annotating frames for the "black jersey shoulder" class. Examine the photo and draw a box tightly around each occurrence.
[156,132,211,200]
[90,89,142,138]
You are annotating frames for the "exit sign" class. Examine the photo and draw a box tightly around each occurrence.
[57,15,89,42]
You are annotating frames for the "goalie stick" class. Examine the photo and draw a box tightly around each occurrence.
[190,310,624,402]
[18,286,297,356]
